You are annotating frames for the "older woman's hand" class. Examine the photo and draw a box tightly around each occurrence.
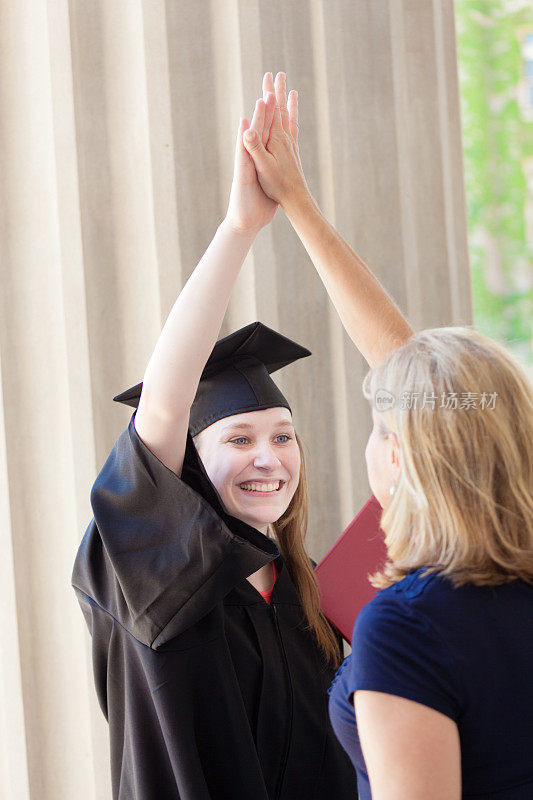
[243,72,310,210]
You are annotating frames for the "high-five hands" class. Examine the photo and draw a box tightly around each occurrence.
[225,73,282,235]
[225,71,309,236]
[243,72,309,209]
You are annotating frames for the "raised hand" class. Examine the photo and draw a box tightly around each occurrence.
[243,72,309,209]
[225,97,279,235]
[261,72,299,147]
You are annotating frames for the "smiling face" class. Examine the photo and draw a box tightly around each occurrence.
[193,407,301,533]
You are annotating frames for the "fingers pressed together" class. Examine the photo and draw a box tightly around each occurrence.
[246,72,299,147]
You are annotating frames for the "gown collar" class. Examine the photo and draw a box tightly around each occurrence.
[224,556,302,607]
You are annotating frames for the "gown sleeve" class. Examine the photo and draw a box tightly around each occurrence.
[346,594,465,722]
[72,411,278,649]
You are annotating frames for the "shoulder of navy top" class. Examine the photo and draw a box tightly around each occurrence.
[327,567,448,695]
[328,654,352,696]
[383,566,448,600]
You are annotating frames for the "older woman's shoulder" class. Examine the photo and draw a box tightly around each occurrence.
[361,567,533,643]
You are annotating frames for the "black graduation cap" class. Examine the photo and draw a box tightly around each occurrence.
[113,322,311,436]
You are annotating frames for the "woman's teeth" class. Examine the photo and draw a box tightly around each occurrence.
[240,481,281,493]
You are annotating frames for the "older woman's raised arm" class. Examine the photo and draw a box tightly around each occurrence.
[244,73,413,369]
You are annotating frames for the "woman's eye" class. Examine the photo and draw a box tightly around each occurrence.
[230,437,248,445]
[274,434,291,443]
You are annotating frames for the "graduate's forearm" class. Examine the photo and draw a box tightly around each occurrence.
[140,220,256,417]
[284,191,413,368]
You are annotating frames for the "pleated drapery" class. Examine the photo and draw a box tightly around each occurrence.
[0,1,471,797]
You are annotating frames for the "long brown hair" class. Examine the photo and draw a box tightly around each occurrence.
[272,433,342,667]
[363,327,533,589]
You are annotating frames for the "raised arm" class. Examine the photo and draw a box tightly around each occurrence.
[243,73,413,369]
[135,88,279,476]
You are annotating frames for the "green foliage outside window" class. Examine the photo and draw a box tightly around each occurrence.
[455,0,533,374]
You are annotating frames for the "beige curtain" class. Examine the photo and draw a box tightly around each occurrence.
[0,1,471,797]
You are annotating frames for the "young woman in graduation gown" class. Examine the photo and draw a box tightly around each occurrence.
[243,74,533,799]
[72,74,410,800]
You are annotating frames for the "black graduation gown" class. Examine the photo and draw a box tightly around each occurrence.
[72,412,358,800]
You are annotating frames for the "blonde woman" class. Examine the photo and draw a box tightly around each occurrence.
[244,73,533,799]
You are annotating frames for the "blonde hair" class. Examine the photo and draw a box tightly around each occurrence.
[363,327,533,589]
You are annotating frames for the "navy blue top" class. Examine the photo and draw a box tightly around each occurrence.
[328,568,533,799]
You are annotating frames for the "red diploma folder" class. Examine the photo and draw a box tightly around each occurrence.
[314,495,388,644]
